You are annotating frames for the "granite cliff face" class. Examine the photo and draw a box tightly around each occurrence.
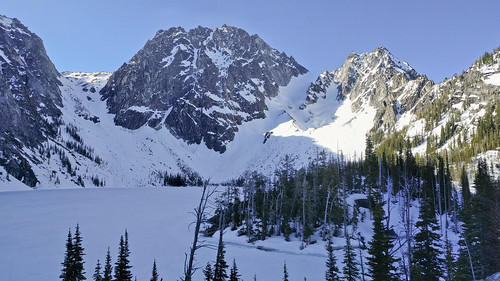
[0,15,62,186]
[100,25,307,152]
[301,47,434,132]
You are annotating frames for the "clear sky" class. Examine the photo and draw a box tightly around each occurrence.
[2,0,500,82]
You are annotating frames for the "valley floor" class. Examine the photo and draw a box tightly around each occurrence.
[0,187,335,281]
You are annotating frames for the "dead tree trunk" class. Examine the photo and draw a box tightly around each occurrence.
[183,180,214,281]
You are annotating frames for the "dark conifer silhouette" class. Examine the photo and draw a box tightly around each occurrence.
[114,230,133,281]
[93,260,103,281]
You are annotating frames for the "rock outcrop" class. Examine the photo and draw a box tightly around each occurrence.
[100,25,307,152]
[0,15,62,186]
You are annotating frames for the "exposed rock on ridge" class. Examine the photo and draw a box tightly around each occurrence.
[0,15,62,186]
[100,25,307,153]
[301,47,433,131]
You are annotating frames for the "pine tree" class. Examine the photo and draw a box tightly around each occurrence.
[73,224,86,281]
[102,248,113,281]
[455,238,476,281]
[61,225,86,281]
[93,260,103,281]
[150,259,159,281]
[283,262,289,281]
[367,192,399,281]
[61,229,74,281]
[325,234,340,281]
[229,259,240,281]
[471,160,500,278]
[342,233,359,281]
[444,239,455,281]
[114,231,133,281]
[460,166,471,214]
[364,138,378,191]
[455,166,476,281]
[213,229,228,281]
[410,163,443,281]
[204,262,213,281]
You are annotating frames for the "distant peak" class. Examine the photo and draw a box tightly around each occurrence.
[154,27,186,39]
[373,46,390,54]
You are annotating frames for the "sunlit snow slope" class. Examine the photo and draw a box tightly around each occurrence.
[34,71,374,188]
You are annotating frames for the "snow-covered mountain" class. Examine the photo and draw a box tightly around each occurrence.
[1,14,500,189]
[0,15,62,187]
[100,25,307,153]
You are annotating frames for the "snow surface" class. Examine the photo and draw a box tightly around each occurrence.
[12,70,379,189]
[0,15,30,36]
[0,48,12,65]
[0,185,463,281]
[0,167,30,191]
[485,72,500,86]
[0,188,369,281]
[0,15,13,28]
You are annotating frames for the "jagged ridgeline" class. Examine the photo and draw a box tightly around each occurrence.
[301,46,433,131]
[100,25,307,153]
[374,46,500,178]
[0,15,63,186]
[1,12,500,189]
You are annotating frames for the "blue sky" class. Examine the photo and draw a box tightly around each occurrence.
[2,0,500,82]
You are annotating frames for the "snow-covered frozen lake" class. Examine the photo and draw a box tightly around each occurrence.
[0,187,333,281]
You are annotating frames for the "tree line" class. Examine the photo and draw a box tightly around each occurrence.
[60,138,500,280]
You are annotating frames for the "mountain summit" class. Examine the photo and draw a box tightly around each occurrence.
[299,47,432,131]
[100,25,307,152]
[1,15,499,189]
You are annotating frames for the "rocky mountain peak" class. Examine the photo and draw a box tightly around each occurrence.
[100,25,307,153]
[301,46,432,132]
[0,14,62,186]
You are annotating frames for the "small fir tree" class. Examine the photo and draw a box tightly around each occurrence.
[283,262,289,281]
[73,224,86,281]
[471,160,500,278]
[213,229,228,281]
[102,247,113,281]
[93,260,103,281]
[114,231,133,281]
[367,192,399,281]
[410,163,443,281]
[60,229,74,281]
[204,262,213,281]
[444,239,455,281]
[150,259,159,281]
[325,234,340,281]
[342,233,359,281]
[229,259,240,281]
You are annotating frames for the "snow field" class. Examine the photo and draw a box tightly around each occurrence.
[0,187,360,281]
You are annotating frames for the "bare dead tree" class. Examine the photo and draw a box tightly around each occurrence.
[182,180,216,281]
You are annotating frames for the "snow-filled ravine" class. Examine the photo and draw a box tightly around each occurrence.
[0,187,353,281]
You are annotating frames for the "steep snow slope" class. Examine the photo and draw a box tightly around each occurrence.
[389,48,500,176]
[39,70,377,188]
